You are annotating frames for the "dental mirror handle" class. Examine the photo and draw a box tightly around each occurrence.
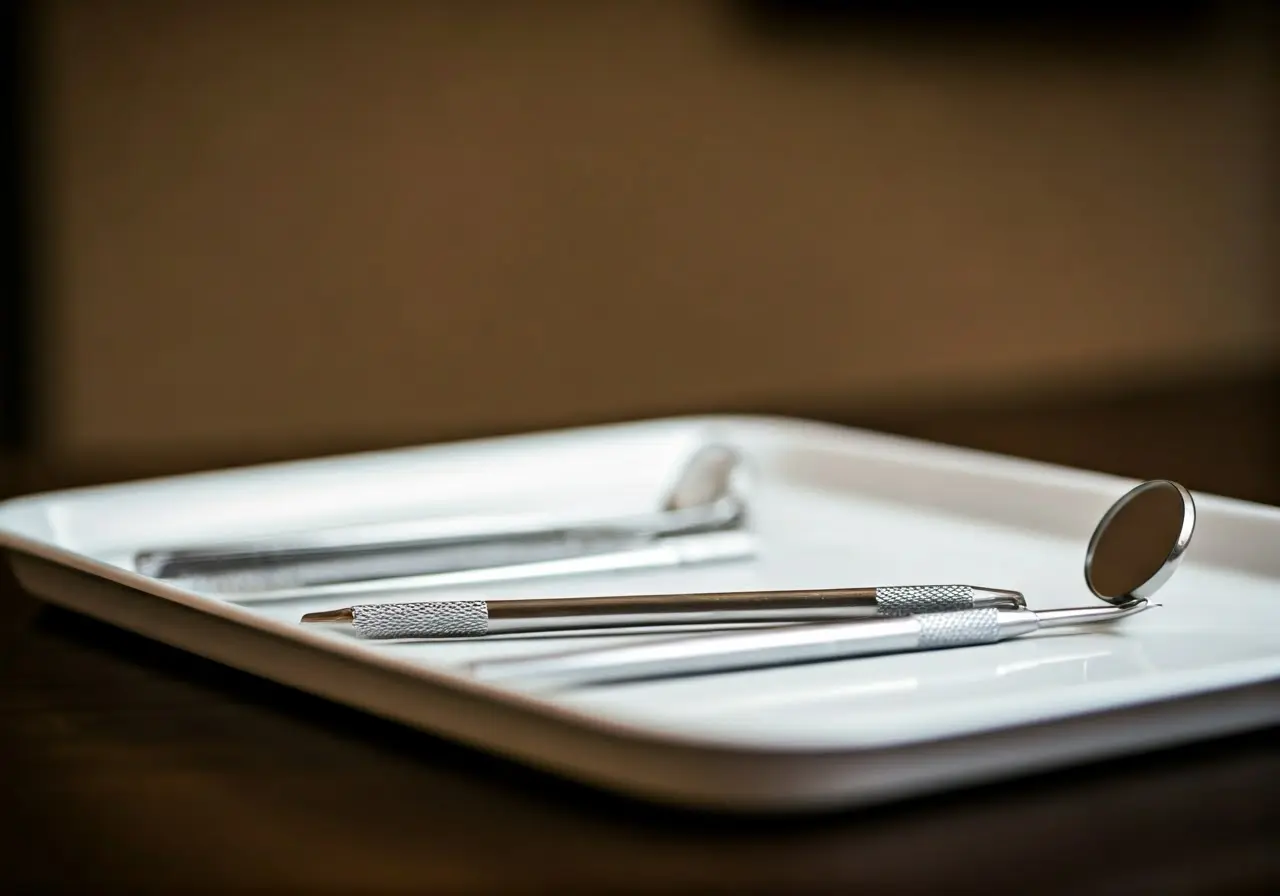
[134,499,739,583]
[467,602,1149,689]
[136,442,748,585]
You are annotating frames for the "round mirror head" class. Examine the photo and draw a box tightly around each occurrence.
[1085,480,1195,604]
[663,443,745,512]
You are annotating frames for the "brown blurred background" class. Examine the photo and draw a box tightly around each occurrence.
[4,0,1279,498]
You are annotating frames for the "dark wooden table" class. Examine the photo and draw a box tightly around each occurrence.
[3,374,1279,893]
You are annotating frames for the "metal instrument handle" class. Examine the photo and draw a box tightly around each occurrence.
[468,608,1011,688]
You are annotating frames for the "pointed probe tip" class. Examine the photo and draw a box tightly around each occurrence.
[300,608,354,624]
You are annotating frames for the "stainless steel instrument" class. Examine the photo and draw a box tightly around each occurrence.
[463,479,1197,689]
[300,584,1027,638]
[135,443,755,599]
[466,599,1152,688]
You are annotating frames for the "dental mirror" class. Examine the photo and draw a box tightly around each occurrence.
[1084,480,1195,604]
[662,443,747,513]
[466,478,1200,689]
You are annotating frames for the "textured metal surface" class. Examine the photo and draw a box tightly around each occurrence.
[917,608,1002,649]
[875,584,972,615]
[352,600,489,638]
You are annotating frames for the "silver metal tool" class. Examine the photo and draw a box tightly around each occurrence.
[467,600,1152,688]
[300,584,1027,638]
[134,443,754,599]
[464,479,1197,689]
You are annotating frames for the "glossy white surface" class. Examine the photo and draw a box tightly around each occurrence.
[3,415,1279,808]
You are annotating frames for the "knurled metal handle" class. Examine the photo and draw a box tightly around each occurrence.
[916,608,1002,649]
[352,600,489,638]
[875,584,973,616]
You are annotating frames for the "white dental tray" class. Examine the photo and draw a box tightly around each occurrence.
[3,415,1279,812]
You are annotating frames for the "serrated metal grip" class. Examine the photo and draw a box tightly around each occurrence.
[875,584,973,615]
[916,608,1002,649]
[351,600,489,638]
